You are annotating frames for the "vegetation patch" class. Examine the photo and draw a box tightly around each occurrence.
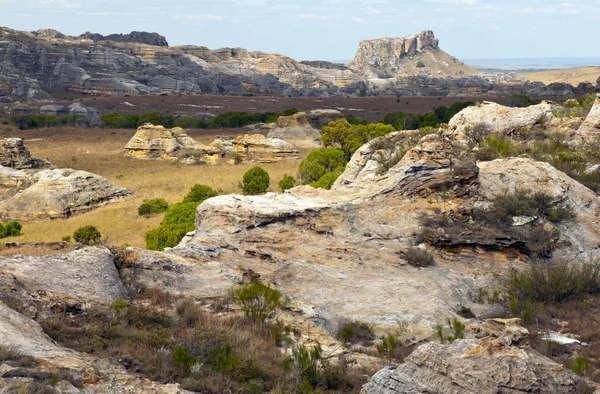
[0,221,22,239]
[138,198,169,216]
[297,148,347,189]
[381,102,473,131]
[73,225,102,246]
[241,167,270,195]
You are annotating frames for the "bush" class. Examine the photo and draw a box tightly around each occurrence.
[242,167,270,195]
[337,321,375,345]
[381,102,474,131]
[279,175,296,192]
[297,148,347,185]
[138,198,169,216]
[404,248,435,267]
[0,221,22,238]
[416,61,426,68]
[310,171,343,190]
[145,202,197,250]
[73,225,101,246]
[182,184,218,203]
[230,280,284,324]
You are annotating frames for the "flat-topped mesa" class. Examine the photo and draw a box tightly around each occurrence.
[348,30,476,79]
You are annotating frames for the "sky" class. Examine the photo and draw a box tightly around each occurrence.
[1,0,599,62]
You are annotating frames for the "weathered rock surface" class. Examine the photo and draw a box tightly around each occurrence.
[362,321,587,394]
[0,138,51,169]
[0,166,130,221]
[572,94,600,144]
[209,134,299,163]
[448,101,556,136]
[0,247,127,309]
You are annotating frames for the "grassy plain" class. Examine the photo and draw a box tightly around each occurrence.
[0,126,302,247]
[520,66,600,85]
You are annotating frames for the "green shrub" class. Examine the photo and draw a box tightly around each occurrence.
[172,345,197,372]
[507,94,541,108]
[284,344,324,390]
[297,148,347,185]
[381,102,474,130]
[279,175,296,191]
[182,184,218,203]
[73,225,101,246]
[145,202,197,250]
[0,221,22,238]
[416,61,426,68]
[138,198,169,216]
[101,113,139,128]
[230,281,284,324]
[310,171,342,190]
[242,167,270,195]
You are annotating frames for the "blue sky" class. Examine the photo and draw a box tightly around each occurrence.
[1,0,598,61]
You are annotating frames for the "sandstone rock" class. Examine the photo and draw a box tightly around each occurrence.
[0,167,131,221]
[79,30,169,47]
[0,138,51,169]
[265,112,323,148]
[572,94,600,145]
[448,101,555,138]
[209,134,299,163]
[125,124,214,161]
[0,247,127,307]
[66,102,102,128]
[362,322,586,394]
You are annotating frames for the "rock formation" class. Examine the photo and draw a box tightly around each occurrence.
[125,124,299,164]
[209,134,299,163]
[0,167,130,221]
[448,101,556,137]
[348,30,477,79]
[572,94,600,145]
[0,138,51,169]
[1,26,595,102]
[362,319,588,394]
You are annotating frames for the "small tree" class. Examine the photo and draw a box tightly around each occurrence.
[0,221,22,238]
[297,148,347,185]
[242,167,270,195]
[279,175,296,191]
[73,225,102,246]
[138,198,169,216]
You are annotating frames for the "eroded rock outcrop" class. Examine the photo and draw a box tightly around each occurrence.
[362,320,588,394]
[126,124,299,164]
[0,166,130,221]
[0,138,51,169]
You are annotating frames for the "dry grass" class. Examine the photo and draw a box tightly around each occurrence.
[0,126,303,247]
[520,66,600,86]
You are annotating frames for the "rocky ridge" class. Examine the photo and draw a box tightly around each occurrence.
[1,26,598,101]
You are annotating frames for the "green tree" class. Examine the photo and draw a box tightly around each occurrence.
[138,198,169,216]
[297,148,347,185]
[322,120,396,160]
[242,167,270,195]
[279,175,296,191]
[145,202,197,250]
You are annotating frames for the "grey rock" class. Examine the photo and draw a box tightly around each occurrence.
[0,138,51,169]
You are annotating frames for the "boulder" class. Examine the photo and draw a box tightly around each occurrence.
[448,101,555,137]
[0,138,51,169]
[0,167,131,221]
[361,320,587,394]
[307,109,345,129]
[66,102,102,128]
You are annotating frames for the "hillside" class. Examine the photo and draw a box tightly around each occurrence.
[521,66,600,85]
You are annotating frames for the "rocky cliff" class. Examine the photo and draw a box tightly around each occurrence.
[1,26,597,102]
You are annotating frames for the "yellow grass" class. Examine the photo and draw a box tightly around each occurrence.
[0,127,303,247]
[520,66,600,85]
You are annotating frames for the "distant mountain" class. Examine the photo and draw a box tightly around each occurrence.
[465,57,600,71]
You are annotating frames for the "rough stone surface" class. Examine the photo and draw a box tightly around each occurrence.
[448,101,555,137]
[264,112,324,148]
[572,94,600,144]
[0,247,127,307]
[209,134,299,163]
[0,167,131,221]
[0,138,51,169]
[362,322,586,394]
